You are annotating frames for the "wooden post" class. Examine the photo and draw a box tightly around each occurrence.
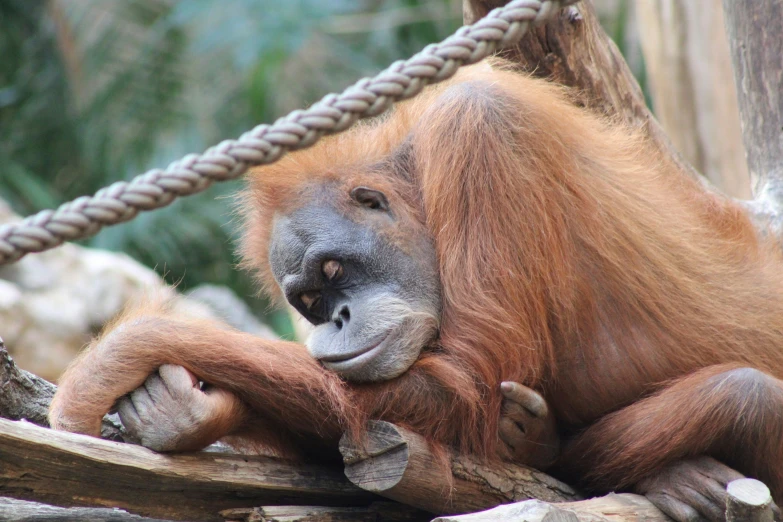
[726,479,775,522]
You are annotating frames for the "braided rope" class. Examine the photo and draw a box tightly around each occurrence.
[0,0,577,264]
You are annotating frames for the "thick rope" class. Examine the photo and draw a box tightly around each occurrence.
[0,0,577,264]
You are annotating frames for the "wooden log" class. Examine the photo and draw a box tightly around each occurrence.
[220,502,430,522]
[434,478,780,522]
[0,338,54,427]
[432,493,669,522]
[0,339,126,441]
[0,417,374,522]
[339,421,579,515]
[0,497,172,521]
[726,478,775,522]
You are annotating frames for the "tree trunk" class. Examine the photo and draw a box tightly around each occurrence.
[465,0,783,241]
[722,0,783,241]
[637,0,751,199]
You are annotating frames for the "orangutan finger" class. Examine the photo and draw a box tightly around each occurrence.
[500,381,548,418]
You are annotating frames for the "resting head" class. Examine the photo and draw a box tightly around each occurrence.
[262,175,441,382]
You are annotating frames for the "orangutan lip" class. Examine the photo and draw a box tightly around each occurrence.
[319,332,392,365]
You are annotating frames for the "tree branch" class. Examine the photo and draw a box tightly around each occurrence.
[339,421,579,515]
[0,498,172,522]
[726,479,775,522]
[0,339,126,441]
[221,502,430,522]
[434,479,774,522]
[433,494,666,522]
[0,417,374,522]
[341,422,774,522]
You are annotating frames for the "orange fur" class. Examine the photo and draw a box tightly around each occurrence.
[50,63,783,498]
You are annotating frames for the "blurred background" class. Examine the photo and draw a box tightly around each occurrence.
[0,0,745,379]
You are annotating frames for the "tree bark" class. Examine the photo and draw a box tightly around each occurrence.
[0,498,172,522]
[722,0,783,241]
[432,494,668,522]
[0,339,56,426]
[431,479,773,522]
[636,0,751,199]
[0,417,374,522]
[220,502,430,522]
[0,339,126,441]
[726,479,775,522]
[339,421,580,515]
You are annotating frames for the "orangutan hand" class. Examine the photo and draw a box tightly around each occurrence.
[117,364,247,452]
[636,456,781,522]
[498,381,559,470]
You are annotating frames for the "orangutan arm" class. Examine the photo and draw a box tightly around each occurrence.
[49,301,490,458]
[48,301,355,453]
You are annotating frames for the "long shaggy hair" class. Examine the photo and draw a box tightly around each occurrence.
[51,61,783,498]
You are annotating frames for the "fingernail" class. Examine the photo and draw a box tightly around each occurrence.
[500,381,512,392]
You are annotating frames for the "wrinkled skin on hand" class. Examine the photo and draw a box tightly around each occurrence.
[117,365,247,452]
[636,456,780,522]
[497,381,559,470]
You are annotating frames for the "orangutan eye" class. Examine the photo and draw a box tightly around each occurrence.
[350,186,389,211]
[300,291,321,311]
[322,260,344,282]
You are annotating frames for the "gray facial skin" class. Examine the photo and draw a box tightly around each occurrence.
[268,188,441,382]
